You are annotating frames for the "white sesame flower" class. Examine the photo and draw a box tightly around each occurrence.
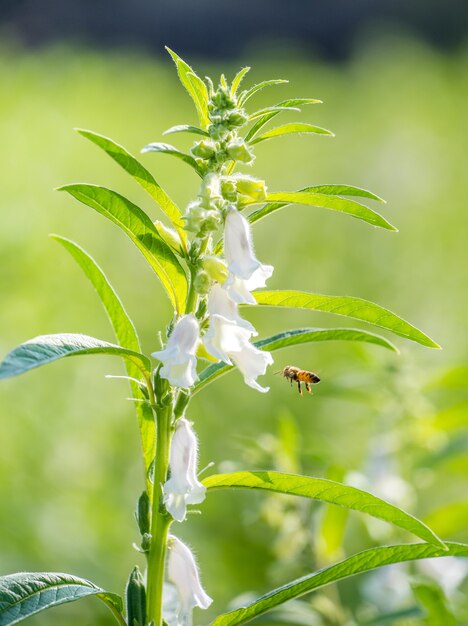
[203,285,273,392]
[223,207,273,304]
[167,535,212,626]
[152,315,199,388]
[163,418,206,522]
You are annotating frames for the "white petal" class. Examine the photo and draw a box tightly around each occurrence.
[164,493,187,523]
[224,274,257,305]
[244,263,274,292]
[224,208,260,280]
[169,315,200,355]
[230,343,273,393]
[167,536,213,616]
[208,283,256,331]
[203,315,253,363]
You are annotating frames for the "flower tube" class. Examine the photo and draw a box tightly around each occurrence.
[163,418,206,522]
[152,315,199,388]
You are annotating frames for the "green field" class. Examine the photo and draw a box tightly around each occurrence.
[0,36,467,624]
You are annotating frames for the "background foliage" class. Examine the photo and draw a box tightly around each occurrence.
[0,34,467,624]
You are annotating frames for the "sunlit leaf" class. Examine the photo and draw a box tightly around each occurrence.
[0,572,124,626]
[239,79,288,106]
[58,184,188,313]
[253,291,440,348]
[194,327,398,393]
[163,124,209,137]
[51,236,155,490]
[245,99,322,142]
[0,334,151,380]
[244,192,395,230]
[76,129,186,243]
[166,48,210,128]
[141,142,204,177]
[250,123,334,145]
[203,471,444,546]
[210,543,468,626]
[231,66,251,96]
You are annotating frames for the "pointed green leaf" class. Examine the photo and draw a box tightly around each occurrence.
[51,236,155,489]
[245,192,395,231]
[250,123,334,145]
[231,66,251,96]
[203,471,444,547]
[210,543,468,626]
[166,48,210,128]
[194,327,398,394]
[245,99,322,142]
[58,184,188,313]
[163,124,209,137]
[0,572,124,626]
[253,291,440,348]
[141,142,203,177]
[0,334,151,380]
[301,184,385,202]
[248,106,301,121]
[76,129,186,244]
[239,79,288,106]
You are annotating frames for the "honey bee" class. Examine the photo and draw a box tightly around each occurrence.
[276,365,321,396]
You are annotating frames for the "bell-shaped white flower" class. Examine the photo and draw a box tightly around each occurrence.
[203,285,273,392]
[167,535,212,626]
[152,315,199,388]
[223,207,273,304]
[230,341,273,393]
[163,418,206,522]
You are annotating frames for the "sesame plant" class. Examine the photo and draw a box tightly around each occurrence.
[0,49,466,626]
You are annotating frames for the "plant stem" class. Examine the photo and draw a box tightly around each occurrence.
[146,401,172,626]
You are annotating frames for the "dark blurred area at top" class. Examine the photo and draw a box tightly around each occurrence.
[1,0,467,61]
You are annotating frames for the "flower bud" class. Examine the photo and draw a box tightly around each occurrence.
[234,175,267,202]
[184,201,220,235]
[191,140,216,159]
[194,270,211,295]
[220,178,238,202]
[227,139,255,164]
[202,255,229,283]
[154,220,184,255]
[135,490,150,536]
[125,566,146,626]
[226,110,248,128]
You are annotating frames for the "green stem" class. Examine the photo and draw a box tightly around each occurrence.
[146,400,172,626]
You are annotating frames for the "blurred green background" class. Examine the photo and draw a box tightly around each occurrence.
[0,31,467,625]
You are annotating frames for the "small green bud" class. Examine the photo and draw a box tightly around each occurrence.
[209,122,228,140]
[135,491,150,536]
[196,298,208,320]
[220,178,238,202]
[226,110,248,128]
[184,201,221,235]
[202,255,229,282]
[153,364,168,400]
[141,532,152,552]
[194,270,211,295]
[227,139,255,164]
[154,220,184,255]
[174,391,190,418]
[234,175,267,201]
[191,140,216,159]
[125,566,146,626]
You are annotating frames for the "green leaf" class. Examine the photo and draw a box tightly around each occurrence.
[203,471,444,547]
[0,334,151,380]
[76,129,186,244]
[0,572,125,626]
[253,291,440,348]
[58,184,188,313]
[193,327,398,394]
[210,542,468,626]
[51,236,155,491]
[411,579,457,626]
[163,124,209,137]
[299,184,385,202]
[141,142,203,177]
[248,106,301,121]
[250,123,334,145]
[239,79,288,106]
[245,192,396,231]
[245,99,322,142]
[231,66,251,96]
[165,48,210,128]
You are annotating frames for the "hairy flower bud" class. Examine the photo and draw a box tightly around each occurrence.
[202,256,229,283]
[234,175,267,202]
[227,139,255,164]
[191,140,216,159]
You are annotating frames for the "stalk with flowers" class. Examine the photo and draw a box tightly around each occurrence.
[0,49,467,626]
